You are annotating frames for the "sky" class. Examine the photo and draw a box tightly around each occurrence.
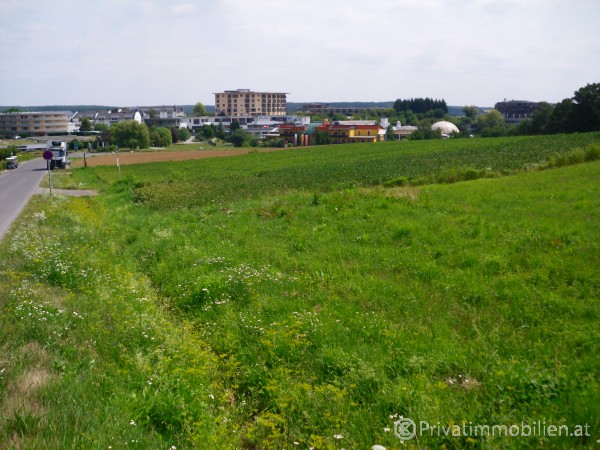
[1,0,599,107]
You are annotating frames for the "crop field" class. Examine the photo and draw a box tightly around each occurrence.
[73,133,600,209]
[0,134,599,449]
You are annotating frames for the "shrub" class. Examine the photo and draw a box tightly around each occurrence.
[545,143,600,168]
[383,176,409,187]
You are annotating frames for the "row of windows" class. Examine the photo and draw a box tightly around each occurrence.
[225,100,285,103]
[0,121,67,128]
[331,138,377,143]
[0,123,66,128]
[217,94,285,99]
[223,109,282,113]
[0,115,65,119]
[2,126,66,131]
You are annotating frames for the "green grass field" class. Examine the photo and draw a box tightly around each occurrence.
[1,134,599,449]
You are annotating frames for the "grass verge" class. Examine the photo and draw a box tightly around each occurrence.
[1,135,599,448]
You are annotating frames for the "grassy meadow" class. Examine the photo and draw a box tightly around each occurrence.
[1,134,599,449]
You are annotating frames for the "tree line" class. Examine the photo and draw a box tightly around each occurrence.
[383,82,600,140]
[460,82,600,138]
[91,121,191,150]
[516,82,600,135]
[393,98,448,115]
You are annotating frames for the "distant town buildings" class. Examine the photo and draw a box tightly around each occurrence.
[1,90,555,144]
[277,120,385,146]
[214,89,288,116]
[182,114,309,140]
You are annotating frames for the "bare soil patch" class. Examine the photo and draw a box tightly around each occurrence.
[73,148,287,168]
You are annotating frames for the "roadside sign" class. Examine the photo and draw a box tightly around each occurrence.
[43,150,53,160]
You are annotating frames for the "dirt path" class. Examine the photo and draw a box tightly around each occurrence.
[36,188,98,196]
[72,148,287,168]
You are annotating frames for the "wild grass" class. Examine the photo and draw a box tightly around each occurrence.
[0,134,599,448]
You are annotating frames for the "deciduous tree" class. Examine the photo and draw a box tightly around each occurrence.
[149,126,172,147]
[230,129,249,147]
[573,82,600,132]
[177,127,191,142]
[476,109,506,136]
[529,102,553,134]
[110,121,150,149]
[80,117,92,132]
[463,105,479,120]
[193,102,207,116]
[548,99,575,133]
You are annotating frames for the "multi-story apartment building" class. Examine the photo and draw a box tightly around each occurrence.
[494,100,541,124]
[0,111,69,137]
[214,89,288,116]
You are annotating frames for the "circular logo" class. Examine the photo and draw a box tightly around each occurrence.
[394,417,416,441]
[43,150,53,161]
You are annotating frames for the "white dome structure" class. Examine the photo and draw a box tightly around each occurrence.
[431,120,459,136]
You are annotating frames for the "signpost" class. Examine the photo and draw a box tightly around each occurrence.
[116,146,120,177]
[42,150,53,195]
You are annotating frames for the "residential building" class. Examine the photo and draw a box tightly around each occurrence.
[278,124,309,145]
[300,103,330,114]
[76,109,142,128]
[182,114,305,131]
[74,106,183,129]
[135,105,186,119]
[143,116,183,129]
[214,89,288,116]
[0,111,69,137]
[394,124,418,140]
[317,121,385,144]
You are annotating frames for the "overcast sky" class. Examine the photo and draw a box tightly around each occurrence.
[1,0,599,107]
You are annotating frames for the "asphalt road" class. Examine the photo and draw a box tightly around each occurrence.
[0,158,47,241]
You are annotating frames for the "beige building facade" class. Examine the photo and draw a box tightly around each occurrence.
[214,89,288,116]
[0,111,69,137]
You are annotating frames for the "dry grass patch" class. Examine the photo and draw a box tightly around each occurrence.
[359,185,421,201]
[385,185,421,201]
[1,343,55,419]
[18,342,50,368]
[14,368,52,396]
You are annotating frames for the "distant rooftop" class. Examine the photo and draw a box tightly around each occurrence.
[214,89,289,94]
